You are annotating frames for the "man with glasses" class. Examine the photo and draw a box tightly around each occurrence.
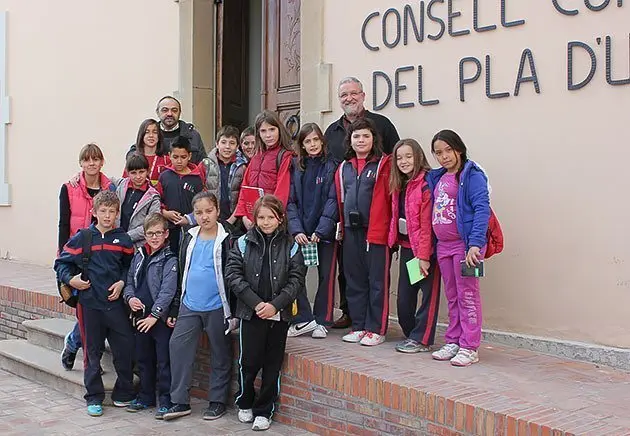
[324,76,400,329]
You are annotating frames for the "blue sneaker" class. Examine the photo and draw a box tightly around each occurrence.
[87,404,103,417]
[126,399,150,413]
[155,406,169,420]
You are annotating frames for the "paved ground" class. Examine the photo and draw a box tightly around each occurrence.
[0,369,314,436]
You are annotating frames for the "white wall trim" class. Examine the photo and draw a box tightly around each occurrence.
[0,11,11,206]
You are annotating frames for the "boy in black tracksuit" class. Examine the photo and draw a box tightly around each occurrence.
[156,137,205,256]
[54,191,135,417]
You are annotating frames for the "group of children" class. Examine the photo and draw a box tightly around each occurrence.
[54,106,498,430]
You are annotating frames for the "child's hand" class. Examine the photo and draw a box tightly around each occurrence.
[107,280,124,301]
[69,274,90,291]
[420,260,430,277]
[67,172,81,188]
[137,316,158,333]
[465,246,482,267]
[174,215,189,226]
[242,216,253,230]
[163,210,182,224]
[310,234,320,244]
[295,233,309,245]
[128,297,144,312]
[166,317,177,328]
[256,302,277,319]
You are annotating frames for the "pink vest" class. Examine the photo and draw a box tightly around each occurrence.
[65,173,112,237]
[247,146,282,194]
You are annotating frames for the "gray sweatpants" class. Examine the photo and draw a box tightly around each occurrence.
[169,305,232,404]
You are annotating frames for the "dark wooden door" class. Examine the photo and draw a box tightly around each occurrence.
[262,0,301,132]
[218,0,249,131]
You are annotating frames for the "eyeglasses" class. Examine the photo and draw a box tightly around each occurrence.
[339,91,363,100]
[146,231,165,238]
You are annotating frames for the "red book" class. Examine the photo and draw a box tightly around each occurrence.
[240,186,264,221]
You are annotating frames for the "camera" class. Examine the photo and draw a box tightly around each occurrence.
[348,211,362,228]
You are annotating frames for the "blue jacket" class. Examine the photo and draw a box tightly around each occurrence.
[427,160,490,250]
[123,245,178,321]
[54,224,134,311]
[287,156,339,241]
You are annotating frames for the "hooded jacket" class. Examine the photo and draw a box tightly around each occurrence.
[335,154,392,245]
[202,149,248,216]
[225,227,306,322]
[169,224,233,322]
[387,171,433,260]
[427,160,490,250]
[115,178,161,247]
[287,155,339,241]
[123,244,178,321]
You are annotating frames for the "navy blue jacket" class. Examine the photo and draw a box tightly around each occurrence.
[54,224,134,311]
[427,160,490,250]
[156,163,205,222]
[338,157,383,230]
[123,245,178,321]
[286,156,339,241]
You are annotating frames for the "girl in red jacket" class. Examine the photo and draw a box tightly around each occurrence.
[335,118,392,346]
[234,111,293,230]
[388,139,441,353]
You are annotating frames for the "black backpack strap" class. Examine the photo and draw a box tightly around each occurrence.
[79,229,92,281]
[276,148,286,171]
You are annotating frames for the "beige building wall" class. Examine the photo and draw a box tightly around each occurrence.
[303,1,630,347]
[0,0,179,265]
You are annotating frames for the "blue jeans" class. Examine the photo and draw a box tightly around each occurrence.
[66,322,83,353]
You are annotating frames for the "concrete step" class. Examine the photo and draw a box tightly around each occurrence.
[23,318,114,373]
[0,339,126,405]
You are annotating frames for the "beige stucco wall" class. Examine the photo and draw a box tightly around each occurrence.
[0,0,179,265]
[304,0,630,347]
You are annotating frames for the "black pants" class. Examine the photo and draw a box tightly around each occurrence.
[343,228,390,335]
[337,242,349,315]
[397,247,441,346]
[168,226,181,256]
[292,241,338,325]
[77,303,135,405]
[236,316,289,419]
[135,319,173,407]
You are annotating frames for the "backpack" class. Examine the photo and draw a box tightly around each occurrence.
[57,228,92,308]
[485,208,504,259]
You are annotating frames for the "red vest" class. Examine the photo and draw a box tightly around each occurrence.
[65,172,112,237]
[247,146,282,194]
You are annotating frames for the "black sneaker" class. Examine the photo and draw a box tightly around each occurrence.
[162,403,191,421]
[155,406,170,420]
[126,399,150,413]
[202,402,226,420]
[61,332,77,371]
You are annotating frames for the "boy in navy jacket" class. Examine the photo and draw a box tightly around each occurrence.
[123,213,178,418]
[54,191,135,417]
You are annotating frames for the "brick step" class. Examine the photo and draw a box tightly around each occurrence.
[23,318,114,373]
[0,339,131,405]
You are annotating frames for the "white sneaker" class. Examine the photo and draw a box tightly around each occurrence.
[359,332,385,346]
[450,348,479,367]
[432,343,460,361]
[311,325,328,339]
[342,330,366,343]
[252,416,271,431]
[238,408,253,423]
[287,320,317,337]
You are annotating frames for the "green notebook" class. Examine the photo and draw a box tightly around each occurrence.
[406,258,425,285]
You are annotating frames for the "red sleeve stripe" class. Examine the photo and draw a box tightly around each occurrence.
[63,245,82,255]
[91,244,134,254]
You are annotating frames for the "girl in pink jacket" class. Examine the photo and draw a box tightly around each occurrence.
[388,139,441,353]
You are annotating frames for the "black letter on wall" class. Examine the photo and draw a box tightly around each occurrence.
[418,66,440,106]
[459,57,482,102]
[382,8,402,49]
[585,0,611,11]
[448,0,471,37]
[501,0,526,27]
[514,49,541,96]
[473,0,497,32]
[404,4,425,45]
[362,12,380,51]
[427,0,446,41]
[606,35,630,85]
[373,71,393,110]
[567,41,597,90]
[552,0,579,15]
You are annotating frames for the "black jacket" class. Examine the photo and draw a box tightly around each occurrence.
[225,228,306,322]
[127,120,207,164]
[324,110,400,161]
